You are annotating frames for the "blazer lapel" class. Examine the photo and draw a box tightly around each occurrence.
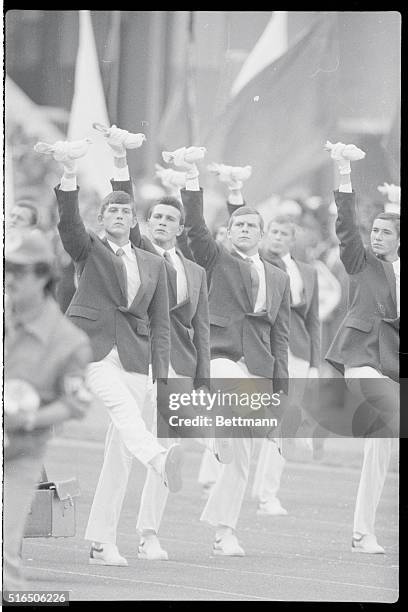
[382,260,397,311]
[295,259,311,307]
[263,259,274,314]
[129,247,152,309]
[102,237,128,303]
[230,249,254,307]
[173,250,192,309]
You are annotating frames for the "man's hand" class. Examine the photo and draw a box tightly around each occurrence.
[208,162,252,191]
[324,140,365,175]
[162,146,206,179]
[155,164,186,192]
[34,139,92,175]
[93,123,146,157]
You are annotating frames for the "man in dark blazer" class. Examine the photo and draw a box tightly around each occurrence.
[252,213,321,516]
[168,150,290,556]
[94,126,211,560]
[325,142,399,554]
[46,141,183,567]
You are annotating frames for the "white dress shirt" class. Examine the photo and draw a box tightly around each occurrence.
[235,249,266,312]
[154,244,188,304]
[392,257,400,317]
[281,253,304,306]
[107,240,140,306]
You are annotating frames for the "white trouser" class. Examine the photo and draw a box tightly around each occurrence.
[345,366,396,536]
[3,446,46,591]
[200,358,261,529]
[136,365,190,535]
[252,351,309,503]
[84,349,165,544]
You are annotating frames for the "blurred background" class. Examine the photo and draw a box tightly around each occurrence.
[4,10,401,336]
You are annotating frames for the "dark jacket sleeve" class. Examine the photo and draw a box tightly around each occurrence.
[181,188,221,273]
[55,186,92,262]
[148,258,171,380]
[227,199,246,217]
[305,268,321,368]
[192,267,211,388]
[270,276,290,394]
[334,190,367,274]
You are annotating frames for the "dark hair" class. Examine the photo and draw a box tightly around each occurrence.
[99,191,135,217]
[147,196,185,225]
[372,212,400,238]
[227,206,264,231]
[267,214,297,236]
[14,202,39,226]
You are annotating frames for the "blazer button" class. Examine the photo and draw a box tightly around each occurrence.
[377,303,386,315]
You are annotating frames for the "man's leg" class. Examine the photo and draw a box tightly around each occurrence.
[3,448,46,591]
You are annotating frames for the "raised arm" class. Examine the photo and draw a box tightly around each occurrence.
[327,141,367,274]
[207,162,251,217]
[162,146,221,271]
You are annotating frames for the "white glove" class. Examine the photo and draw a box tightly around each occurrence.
[162,146,206,177]
[207,163,252,190]
[324,140,365,175]
[378,182,400,204]
[34,138,92,173]
[155,164,186,190]
[93,123,146,156]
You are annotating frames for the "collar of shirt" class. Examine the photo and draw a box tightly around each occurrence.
[107,239,134,259]
[13,297,60,345]
[153,244,177,259]
[234,248,261,265]
[281,252,294,268]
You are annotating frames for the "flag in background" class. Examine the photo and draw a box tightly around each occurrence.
[68,10,112,197]
[230,11,288,97]
[204,13,339,205]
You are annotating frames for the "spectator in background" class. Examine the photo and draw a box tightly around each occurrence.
[7,201,38,230]
[3,230,93,591]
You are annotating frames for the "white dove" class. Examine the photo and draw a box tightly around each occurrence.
[207,163,252,184]
[155,164,186,189]
[324,140,366,161]
[377,182,400,204]
[34,139,92,162]
[93,123,146,149]
[162,146,206,167]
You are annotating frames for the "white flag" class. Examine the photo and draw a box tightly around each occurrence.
[68,10,112,197]
[230,11,288,97]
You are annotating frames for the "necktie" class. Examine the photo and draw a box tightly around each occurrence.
[116,247,134,306]
[163,250,180,303]
[246,257,260,309]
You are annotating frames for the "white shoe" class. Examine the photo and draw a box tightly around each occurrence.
[162,443,183,492]
[89,543,128,566]
[138,536,168,561]
[352,533,385,554]
[213,533,245,557]
[257,499,288,516]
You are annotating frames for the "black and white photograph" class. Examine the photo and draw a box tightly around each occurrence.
[3,10,400,603]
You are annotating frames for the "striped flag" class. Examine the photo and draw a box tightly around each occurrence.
[68,10,112,197]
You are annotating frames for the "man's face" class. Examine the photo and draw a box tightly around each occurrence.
[266,222,295,257]
[370,219,400,260]
[8,206,35,229]
[5,262,47,307]
[228,214,263,254]
[98,203,136,241]
[148,204,183,249]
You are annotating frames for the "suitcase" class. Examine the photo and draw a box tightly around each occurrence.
[23,477,80,538]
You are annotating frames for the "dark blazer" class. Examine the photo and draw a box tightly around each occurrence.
[325,190,399,381]
[182,188,290,391]
[55,186,170,379]
[111,179,210,386]
[260,251,320,367]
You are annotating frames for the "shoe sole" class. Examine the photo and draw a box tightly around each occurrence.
[165,445,183,492]
[213,549,245,557]
[89,558,128,566]
[351,547,385,554]
[214,438,233,464]
[138,551,169,561]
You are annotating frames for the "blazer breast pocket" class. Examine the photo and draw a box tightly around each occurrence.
[68,305,100,320]
[344,317,374,333]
